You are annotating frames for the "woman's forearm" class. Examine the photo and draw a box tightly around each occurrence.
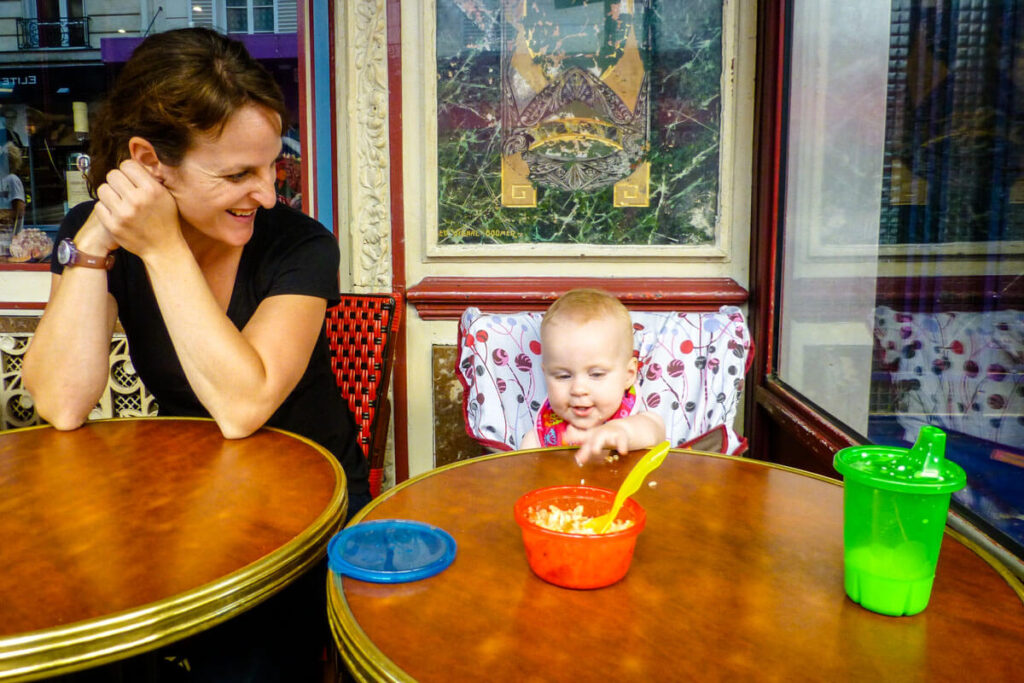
[23,271,118,430]
[141,243,323,439]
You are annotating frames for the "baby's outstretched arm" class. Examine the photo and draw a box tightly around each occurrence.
[574,412,666,465]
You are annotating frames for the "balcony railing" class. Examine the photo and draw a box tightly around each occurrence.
[16,17,91,50]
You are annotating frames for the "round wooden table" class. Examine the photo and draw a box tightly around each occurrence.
[0,418,347,682]
[328,448,1024,682]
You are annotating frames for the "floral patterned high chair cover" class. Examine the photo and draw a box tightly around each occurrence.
[457,306,753,454]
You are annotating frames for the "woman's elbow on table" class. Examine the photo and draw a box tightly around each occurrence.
[32,400,90,432]
[216,424,260,441]
[22,378,91,432]
[209,406,272,441]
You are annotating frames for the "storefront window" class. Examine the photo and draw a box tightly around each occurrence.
[0,3,302,268]
[777,1,1023,555]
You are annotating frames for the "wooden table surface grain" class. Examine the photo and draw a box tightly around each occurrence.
[0,418,347,681]
[328,448,1024,682]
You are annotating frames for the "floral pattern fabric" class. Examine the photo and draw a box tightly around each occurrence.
[457,306,753,453]
[874,306,1024,447]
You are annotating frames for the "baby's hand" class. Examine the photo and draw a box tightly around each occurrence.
[574,422,631,466]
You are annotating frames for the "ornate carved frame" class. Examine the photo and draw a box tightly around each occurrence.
[336,0,393,290]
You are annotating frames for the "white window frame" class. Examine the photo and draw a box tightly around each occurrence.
[224,0,278,35]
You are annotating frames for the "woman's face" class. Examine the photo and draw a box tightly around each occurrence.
[162,103,282,247]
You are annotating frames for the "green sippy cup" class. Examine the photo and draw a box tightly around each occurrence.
[833,426,966,616]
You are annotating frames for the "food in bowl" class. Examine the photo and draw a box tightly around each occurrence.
[527,503,635,534]
[514,485,646,589]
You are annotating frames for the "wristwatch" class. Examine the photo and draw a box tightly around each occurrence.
[57,238,115,270]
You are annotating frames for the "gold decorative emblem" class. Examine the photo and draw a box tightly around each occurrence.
[501,0,651,206]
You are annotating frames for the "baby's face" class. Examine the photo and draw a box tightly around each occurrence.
[541,316,637,433]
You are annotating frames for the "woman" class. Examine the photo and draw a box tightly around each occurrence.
[23,27,368,509]
[23,28,365,680]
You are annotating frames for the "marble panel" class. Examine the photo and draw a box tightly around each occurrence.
[433,345,489,467]
[0,316,40,333]
[435,0,724,247]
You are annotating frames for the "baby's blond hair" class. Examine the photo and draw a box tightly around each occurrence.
[541,289,634,356]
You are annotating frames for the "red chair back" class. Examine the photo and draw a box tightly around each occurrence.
[325,293,402,497]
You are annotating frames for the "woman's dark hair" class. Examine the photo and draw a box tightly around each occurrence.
[87,27,288,193]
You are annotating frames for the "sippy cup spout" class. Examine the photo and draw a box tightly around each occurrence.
[911,426,947,479]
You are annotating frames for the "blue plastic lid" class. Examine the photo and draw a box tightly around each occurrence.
[327,519,457,583]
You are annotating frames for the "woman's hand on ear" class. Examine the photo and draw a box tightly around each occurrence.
[93,159,182,259]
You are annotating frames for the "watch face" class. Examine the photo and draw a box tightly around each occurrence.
[57,239,72,265]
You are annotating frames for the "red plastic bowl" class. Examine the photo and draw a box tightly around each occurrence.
[513,485,647,589]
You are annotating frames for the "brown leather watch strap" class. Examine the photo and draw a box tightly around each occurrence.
[73,250,115,269]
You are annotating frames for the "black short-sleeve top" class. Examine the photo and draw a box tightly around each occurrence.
[53,201,368,496]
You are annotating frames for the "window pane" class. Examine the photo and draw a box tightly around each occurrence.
[778,0,889,432]
[253,8,275,33]
[779,1,1024,553]
[226,8,249,34]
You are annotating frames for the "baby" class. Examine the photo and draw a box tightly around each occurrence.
[520,289,666,464]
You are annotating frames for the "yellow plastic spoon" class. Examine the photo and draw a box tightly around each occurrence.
[584,440,671,534]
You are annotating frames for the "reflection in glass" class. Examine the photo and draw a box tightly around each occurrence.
[0,6,304,267]
[779,1,1023,556]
